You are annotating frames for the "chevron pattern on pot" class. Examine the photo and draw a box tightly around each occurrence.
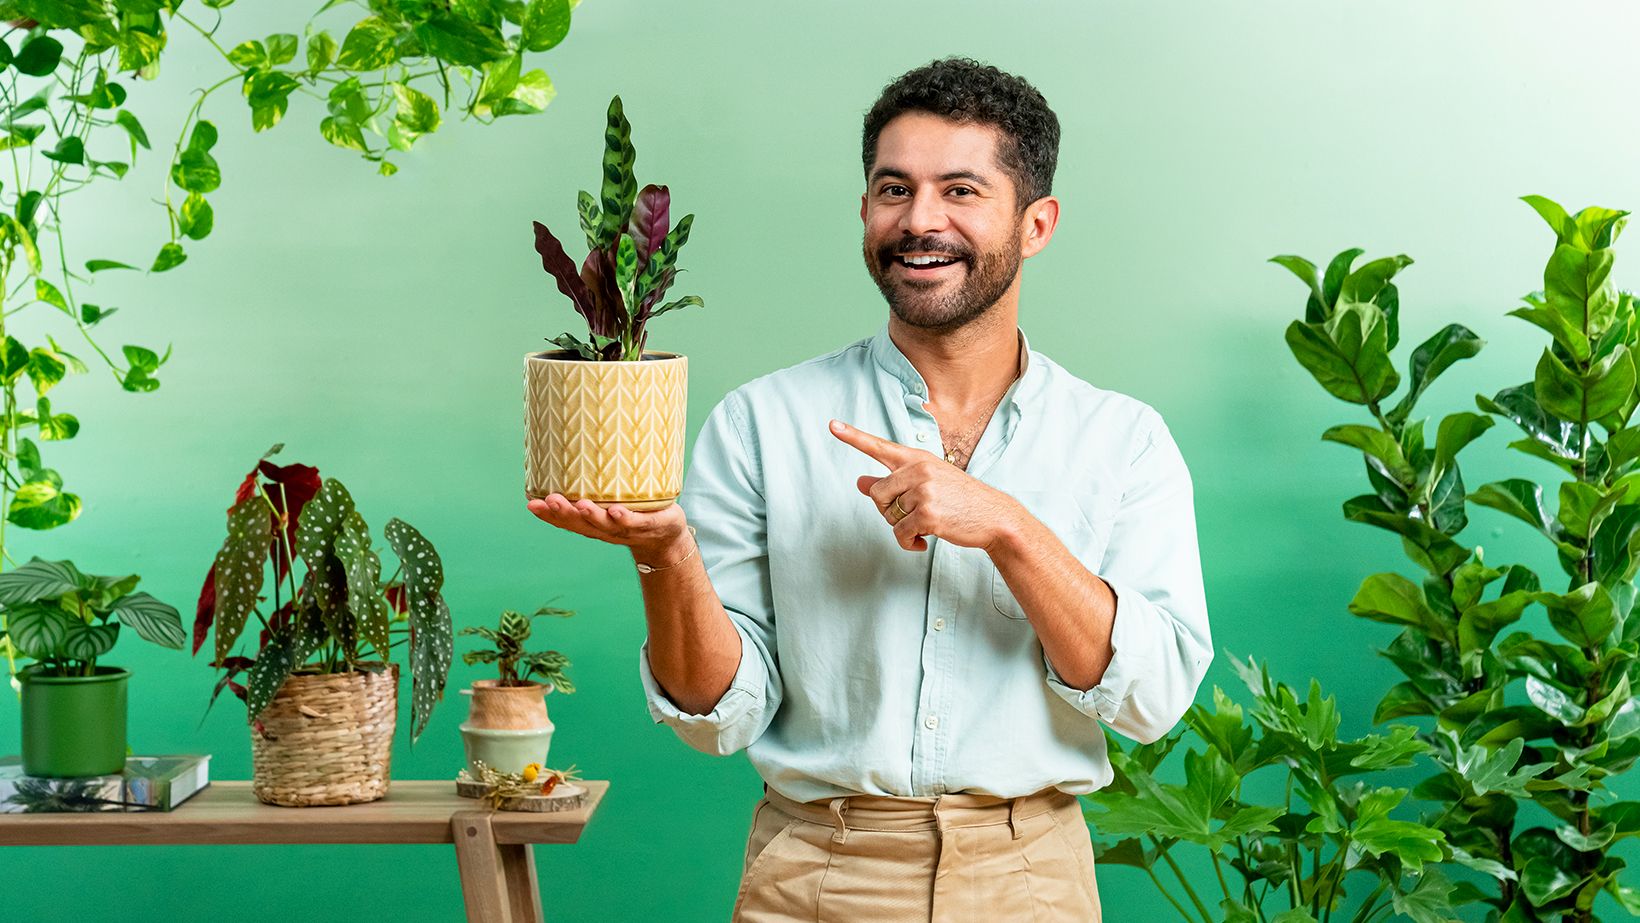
[524,351,688,509]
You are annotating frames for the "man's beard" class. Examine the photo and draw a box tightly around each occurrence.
[863,232,1021,333]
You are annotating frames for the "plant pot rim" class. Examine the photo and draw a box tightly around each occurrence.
[526,349,684,363]
[288,661,397,678]
[458,724,556,738]
[469,679,552,691]
[19,665,130,685]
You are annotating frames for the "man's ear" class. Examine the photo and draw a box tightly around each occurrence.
[1020,196,1060,260]
[860,193,868,224]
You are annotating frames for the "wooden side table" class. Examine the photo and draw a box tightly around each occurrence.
[0,779,608,923]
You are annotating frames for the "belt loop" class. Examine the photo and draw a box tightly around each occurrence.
[829,797,849,845]
[1008,796,1026,840]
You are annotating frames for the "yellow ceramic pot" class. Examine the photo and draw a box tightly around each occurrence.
[524,349,687,511]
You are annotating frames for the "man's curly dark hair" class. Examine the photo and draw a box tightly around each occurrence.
[862,57,1060,213]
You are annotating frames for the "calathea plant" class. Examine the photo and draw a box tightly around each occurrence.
[0,558,181,676]
[461,605,575,690]
[1273,197,1640,921]
[195,446,452,740]
[531,94,702,361]
[1085,656,1450,923]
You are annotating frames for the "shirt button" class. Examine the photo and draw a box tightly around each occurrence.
[924,716,939,730]
[933,618,945,631]
[916,432,929,442]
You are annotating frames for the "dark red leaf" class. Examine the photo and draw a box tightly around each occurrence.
[193,564,218,655]
[579,247,626,338]
[232,468,260,508]
[533,220,596,328]
[385,583,409,615]
[259,460,320,580]
[627,184,670,269]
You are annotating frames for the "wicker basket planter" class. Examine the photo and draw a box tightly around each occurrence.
[523,350,688,511]
[251,665,398,807]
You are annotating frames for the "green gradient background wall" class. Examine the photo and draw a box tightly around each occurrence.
[6,1,1640,919]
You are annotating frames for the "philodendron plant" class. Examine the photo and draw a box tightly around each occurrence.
[531,94,701,361]
[0,558,182,676]
[1273,196,1640,921]
[460,605,576,691]
[1086,656,1450,923]
[195,447,452,740]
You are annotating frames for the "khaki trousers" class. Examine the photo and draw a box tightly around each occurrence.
[732,786,1101,922]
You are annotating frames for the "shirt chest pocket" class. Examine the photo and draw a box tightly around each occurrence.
[991,488,1119,620]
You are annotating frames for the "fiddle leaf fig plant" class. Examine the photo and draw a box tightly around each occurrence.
[0,0,579,653]
[1271,196,1640,922]
[532,94,702,361]
[0,558,182,677]
[460,604,575,690]
[195,446,452,741]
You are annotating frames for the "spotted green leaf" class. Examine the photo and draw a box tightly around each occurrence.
[384,516,449,740]
[212,497,271,661]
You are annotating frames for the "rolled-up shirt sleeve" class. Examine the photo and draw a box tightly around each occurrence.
[1044,410,1213,744]
[638,389,781,755]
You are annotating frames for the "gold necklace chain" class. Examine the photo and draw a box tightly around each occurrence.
[940,386,1009,468]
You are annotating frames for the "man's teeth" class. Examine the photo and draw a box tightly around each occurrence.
[901,255,957,267]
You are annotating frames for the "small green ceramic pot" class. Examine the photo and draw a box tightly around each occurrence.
[19,666,129,778]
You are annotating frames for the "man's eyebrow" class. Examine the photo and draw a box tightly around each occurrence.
[868,167,994,188]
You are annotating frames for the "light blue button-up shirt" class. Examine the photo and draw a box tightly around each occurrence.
[638,321,1213,803]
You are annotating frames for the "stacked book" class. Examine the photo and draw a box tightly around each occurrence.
[0,755,210,813]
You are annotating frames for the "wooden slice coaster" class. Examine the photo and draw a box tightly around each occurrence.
[455,778,589,812]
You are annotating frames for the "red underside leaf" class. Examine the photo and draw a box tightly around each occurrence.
[192,564,218,655]
[259,460,321,581]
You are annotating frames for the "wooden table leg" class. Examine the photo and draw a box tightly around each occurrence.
[453,811,513,923]
[500,844,545,923]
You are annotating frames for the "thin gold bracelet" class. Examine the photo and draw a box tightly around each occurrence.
[635,525,699,575]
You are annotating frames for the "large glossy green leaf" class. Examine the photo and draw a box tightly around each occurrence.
[1470,479,1560,539]
[385,517,449,740]
[1341,495,1470,577]
[1270,253,1325,322]
[1534,583,1618,648]
[1085,747,1281,848]
[1349,573,1440,633]
[1535,345,1635,425]
[1544,242,1615,338]
[1510,293,1591,363]
[1387,323,1486,425]
[1286,300,1400,405]
[1520,855,1585,905]
[211,498,271,661]
[109,592,183,649]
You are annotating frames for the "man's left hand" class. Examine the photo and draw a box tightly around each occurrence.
[829,419,1025,553]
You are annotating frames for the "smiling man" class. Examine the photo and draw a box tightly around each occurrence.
[527,57,1212,922]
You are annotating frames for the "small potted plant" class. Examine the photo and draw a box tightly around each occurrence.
[457,605,574,777]
[195,447,452,807]
[525,93,702,510]
[0,558,183,777]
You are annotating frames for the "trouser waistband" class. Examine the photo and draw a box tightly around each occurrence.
[762,785,1076,843]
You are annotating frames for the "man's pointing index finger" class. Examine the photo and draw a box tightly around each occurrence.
[829,419,914,468]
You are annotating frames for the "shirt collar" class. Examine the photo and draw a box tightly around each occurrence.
[868,320,1038,410]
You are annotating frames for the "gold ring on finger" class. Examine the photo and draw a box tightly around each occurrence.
[888,496,909,524]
